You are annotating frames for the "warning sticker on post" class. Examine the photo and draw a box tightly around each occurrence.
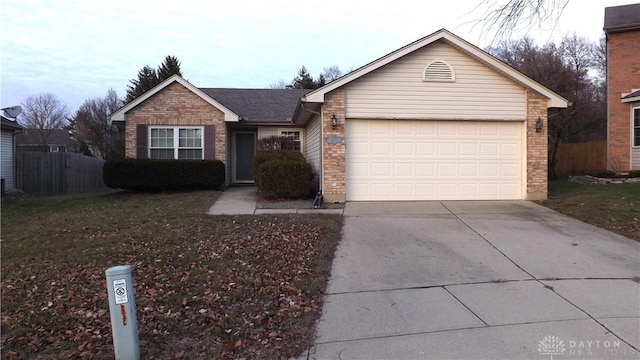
[113,279,129,304]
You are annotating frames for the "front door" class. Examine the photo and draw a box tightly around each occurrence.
[234,132,256,182]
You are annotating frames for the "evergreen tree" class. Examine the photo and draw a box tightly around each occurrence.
[158,55,182,79]
[124,55,182,104]
[292,66,315,89]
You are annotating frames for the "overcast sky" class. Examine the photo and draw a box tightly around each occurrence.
[0,0,634,114]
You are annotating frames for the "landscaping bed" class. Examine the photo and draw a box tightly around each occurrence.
[1,191,342,359]
[256,197,344,210]
[539,180,640,241]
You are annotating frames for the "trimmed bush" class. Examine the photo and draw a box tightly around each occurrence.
[255,160,314,199]
[252,150,307,189]
[103,159,225,192]
[253,150,314,199]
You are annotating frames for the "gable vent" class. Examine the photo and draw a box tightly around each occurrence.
[423,60,455,82]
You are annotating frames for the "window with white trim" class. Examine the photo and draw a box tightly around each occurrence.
[280,129,302,152]
[634,108,640,147]
[149,126,203,159]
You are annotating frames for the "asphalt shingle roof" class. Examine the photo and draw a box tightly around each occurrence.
[1,115,22,130]
[604,3,640,31]
[16,128,74,146]
[199,88,310,123]
[623,89,640,99]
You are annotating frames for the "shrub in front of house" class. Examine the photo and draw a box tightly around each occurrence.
[103,159,225,192]
[253,150,314,199]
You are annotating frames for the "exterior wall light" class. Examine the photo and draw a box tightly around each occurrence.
[331,114,338,129]
[536,117,544,132]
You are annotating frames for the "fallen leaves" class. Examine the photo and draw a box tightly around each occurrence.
[1,191,342,359]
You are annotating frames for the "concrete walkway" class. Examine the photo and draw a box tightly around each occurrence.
[300,201,640,360]
[206,186,344,215]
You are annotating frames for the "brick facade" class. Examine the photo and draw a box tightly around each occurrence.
[124,82,226,163]
[321,89,346,203]
[526,90,549,200]
[607,30,640,171]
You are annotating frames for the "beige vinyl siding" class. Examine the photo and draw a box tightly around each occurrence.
[633,148,640,170]
[345,40,526,120]
[1,130,15,189]
[305,116,321,177]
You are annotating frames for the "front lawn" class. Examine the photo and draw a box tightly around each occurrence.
[539,180,640,240]
[1,191,342,359]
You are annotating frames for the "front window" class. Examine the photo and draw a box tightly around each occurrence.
[280,130,302,152]
[634,108,640,147]
[150,126,203,159]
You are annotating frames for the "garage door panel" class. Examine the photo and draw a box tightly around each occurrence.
[480,163,498,176]
[459,143,479,156]
[394,163,413,176]
[437,163,457,177]
[416,163,435,176]
[501,143,519,156]
[416,122,436,135]
[394,142,413,155]
[372,142,392,155]
[346,120,523,201]
[371,163,391,176]
[416,142,435,155]
[459,163,478,177]
[501,163,520,177]
[438,143,457,156]
[371,122,391,134]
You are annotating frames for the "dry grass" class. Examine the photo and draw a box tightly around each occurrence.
[1,190,342,359]
[539,180,640,241]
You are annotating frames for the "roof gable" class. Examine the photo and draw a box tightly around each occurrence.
[110,75,239,122]
[302,29,568,109]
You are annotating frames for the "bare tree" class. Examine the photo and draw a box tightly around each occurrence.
[489,34,605,178]
[268,80,290,89]
[471,0,570,43]
[72,89,122,159]
[20,93,70,148]
[322,65,343,82]
[593,35,607,81]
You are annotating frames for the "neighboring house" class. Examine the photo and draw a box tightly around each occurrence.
[16,128,75,153]
[1,114,23,192]
[111,28,568,202]
[604,3,640,171]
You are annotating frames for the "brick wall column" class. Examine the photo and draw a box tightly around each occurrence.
[321,89,346,202]
[526,90,549,200]
[607,31,640,171]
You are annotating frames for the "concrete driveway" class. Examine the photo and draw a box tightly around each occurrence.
[302,201,640,359]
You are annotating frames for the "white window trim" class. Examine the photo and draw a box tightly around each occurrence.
[633,106,640,148]
[279,128,304,154]
[149,125,204,159]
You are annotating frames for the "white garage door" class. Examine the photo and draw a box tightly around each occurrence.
[346,120,524,201]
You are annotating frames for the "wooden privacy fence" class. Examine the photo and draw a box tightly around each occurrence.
[553,140,607,178]
[16,152,109,195]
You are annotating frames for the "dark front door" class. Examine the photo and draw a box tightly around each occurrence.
[234,132,255,182]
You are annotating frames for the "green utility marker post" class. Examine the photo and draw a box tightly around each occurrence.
[105,265,140,359]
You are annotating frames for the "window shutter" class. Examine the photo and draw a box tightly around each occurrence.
[204,125,215,160]
[136,124,148,159]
